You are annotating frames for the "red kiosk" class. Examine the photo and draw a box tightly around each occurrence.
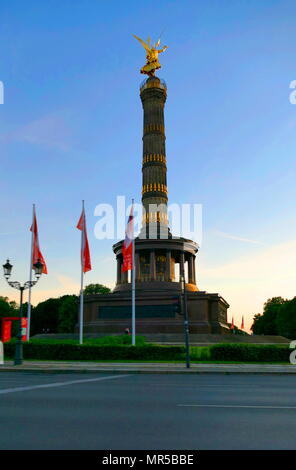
[1,317,28,343]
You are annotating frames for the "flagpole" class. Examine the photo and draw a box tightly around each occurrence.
[131,199,136,346]
[79,200,85,345]
[26,204,35,341]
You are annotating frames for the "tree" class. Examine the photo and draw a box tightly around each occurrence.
[21,302,29,317]
[263,297,286,313]
[0,296,18,319]
[30,298,61,335]
[261,297,287,335]
[251,313,264,334]
[275,297,296,339]
[57,295,78,333]
[251,297,292,337]
[84,283,111,295]
[30,295,80,336]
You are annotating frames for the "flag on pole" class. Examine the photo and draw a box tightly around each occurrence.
[27,204,47,341]
[77,206,92,273]
[77,201,91,345]
[122,204,134,272]
[122,202,136,346]
[230,317,234,330]
[241,316,244,330]
[30,207,47,274]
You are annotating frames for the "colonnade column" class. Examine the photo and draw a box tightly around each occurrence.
[188,255,195,284]
[166,250,171,281]
[116,256,122,285]
[150,251,156,281]
[179,253,185,281]
[192,255,196,284]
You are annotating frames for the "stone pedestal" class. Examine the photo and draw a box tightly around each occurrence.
[83,289,229,335]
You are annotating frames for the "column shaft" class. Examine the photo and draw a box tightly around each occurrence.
[150,251,156,281]
[166,250,171,281]
[116,256,122,285]
[188,255,194,284]
[140,77,168,236]
[192,256,196,284]
[179,253,185,281]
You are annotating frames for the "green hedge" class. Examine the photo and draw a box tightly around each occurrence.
[3,342,292,363]
[210,343,291,362]
[3,342,185,361]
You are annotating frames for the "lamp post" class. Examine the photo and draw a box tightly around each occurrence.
[180,270,190,369]
[3,258,43,365]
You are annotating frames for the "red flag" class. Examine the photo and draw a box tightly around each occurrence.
[122,204,134,272]
[241,316,244,330]
[30,207,47,274]
[230,317,234,330]
[77,207,91,273]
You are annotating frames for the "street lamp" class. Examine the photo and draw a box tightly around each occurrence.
[3,259,13,279]
[180,271,190,369]
[2,258,43,365]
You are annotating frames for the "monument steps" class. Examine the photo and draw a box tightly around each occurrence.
[143,333,290,345]
[32,333,290,345]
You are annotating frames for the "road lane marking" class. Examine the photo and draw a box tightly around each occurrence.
[0,374,130,395]
[178,404,296,409]
[145,383,270,387]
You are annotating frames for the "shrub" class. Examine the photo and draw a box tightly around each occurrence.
[210,343,291,363]
[190,346,211,361]
[3,342,185,361]
[3,341,292,363]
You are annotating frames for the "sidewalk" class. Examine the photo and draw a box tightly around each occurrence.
[1,361,296,374]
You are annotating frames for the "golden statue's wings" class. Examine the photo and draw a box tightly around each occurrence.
[133,34,151,53]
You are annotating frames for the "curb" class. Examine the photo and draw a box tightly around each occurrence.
[1,365,296,375]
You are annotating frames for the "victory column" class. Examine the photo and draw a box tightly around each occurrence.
[83,35,230,337]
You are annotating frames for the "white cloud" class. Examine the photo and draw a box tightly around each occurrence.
[214,230,263,245]
[0,113,72,151]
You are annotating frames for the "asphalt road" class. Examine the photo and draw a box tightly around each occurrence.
[1,372,296,450]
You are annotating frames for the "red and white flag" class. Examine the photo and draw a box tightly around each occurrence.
[30,207,47,274]
[122,204,134,272]
[230,317,234,330]
[77,207,91,273]
[241,316,244,330]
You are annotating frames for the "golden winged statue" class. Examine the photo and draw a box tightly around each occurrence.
[133,34,168,76]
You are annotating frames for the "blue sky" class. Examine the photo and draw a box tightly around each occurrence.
[1,0,296,331]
